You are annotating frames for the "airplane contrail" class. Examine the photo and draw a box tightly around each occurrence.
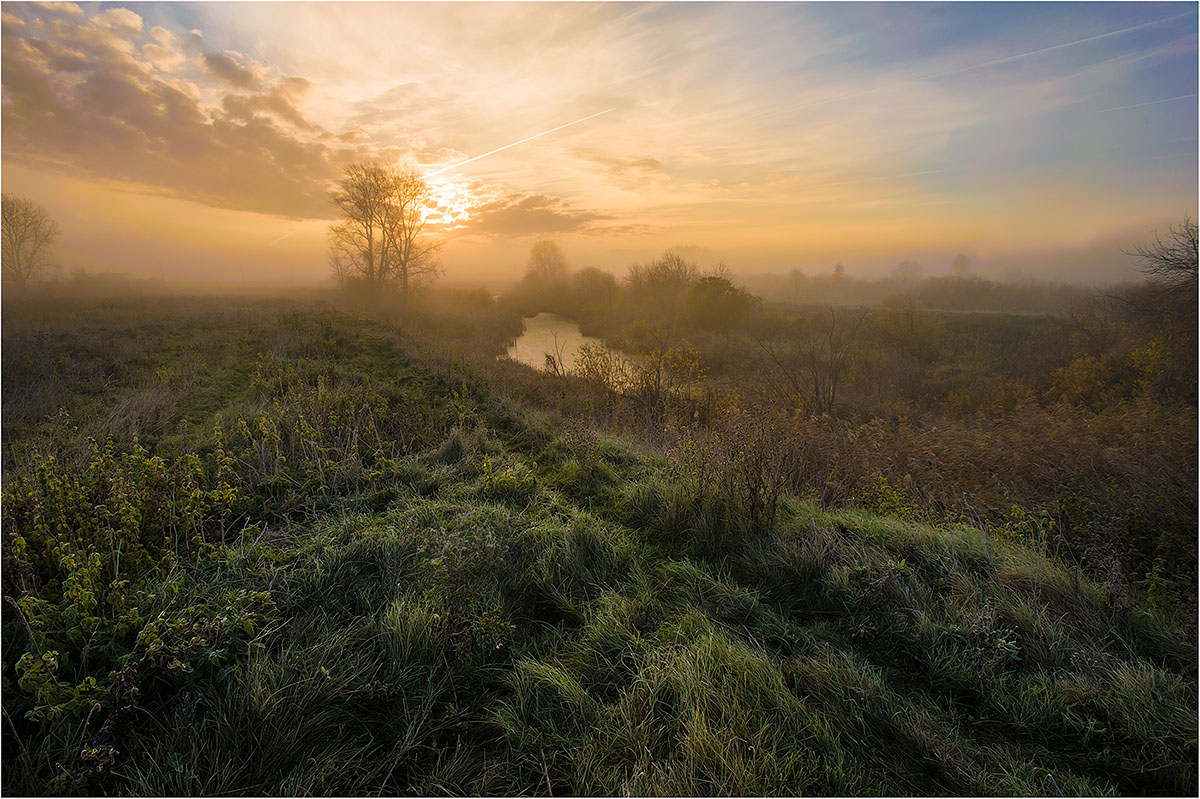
[424,108,615,178]
[1100,93,1198,113]
[268,227,304,246]
[922,11,1193,80]
[786,12,1191,115]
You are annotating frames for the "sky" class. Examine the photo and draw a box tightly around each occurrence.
[2,1,1196,285]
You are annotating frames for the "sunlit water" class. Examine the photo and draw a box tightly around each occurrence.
[505,313,603,372]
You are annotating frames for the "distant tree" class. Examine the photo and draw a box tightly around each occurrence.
[2,194,60,291]
[893,260,923,280]
[625,252,700,319]
[951,254,972,276]
[833,263,846,278]
[328,162,440,300]
[503,241,574,317]
[384,170,443,298]
[664,245,718,270]
[684,275,762,334]
[524,240,569,282]
[571,266,619,311]
[707,257,734,281]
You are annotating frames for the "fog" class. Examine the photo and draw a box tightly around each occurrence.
[3,156,1177,294]
[3,4,1197,795]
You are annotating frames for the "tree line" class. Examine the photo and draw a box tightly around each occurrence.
[3,167,1195,317]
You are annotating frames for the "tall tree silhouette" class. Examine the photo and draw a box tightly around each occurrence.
[328,163,440,299]
[2,194,60,291]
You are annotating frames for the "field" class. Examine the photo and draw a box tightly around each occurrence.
[2,293,1195,796]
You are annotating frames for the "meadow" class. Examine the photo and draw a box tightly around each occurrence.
[502,258,1198,615]
[1,288,1195,795]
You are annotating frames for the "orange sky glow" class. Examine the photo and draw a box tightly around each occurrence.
[2,2,1196,285]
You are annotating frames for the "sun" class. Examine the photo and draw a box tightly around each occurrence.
[422,175,476,229]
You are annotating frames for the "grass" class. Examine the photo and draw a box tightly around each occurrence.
[506,271,1197,613]
[2,295,1195,795]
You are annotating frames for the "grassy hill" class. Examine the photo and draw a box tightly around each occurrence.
[2,298,1195,795]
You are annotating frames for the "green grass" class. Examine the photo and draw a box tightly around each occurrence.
[2,296,1195,795]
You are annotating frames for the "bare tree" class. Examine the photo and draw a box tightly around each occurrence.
[385,170,442,298]
[2,194,60,290]
[755,305,870,416]
[1106,216,1199,323]
[328,163,441,299]
[1126,216,1198,296]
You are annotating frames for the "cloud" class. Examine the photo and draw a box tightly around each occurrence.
[465,193,609,237]
[143,26,184,70]
[28,2,84,19]
[570,149,667,190]
[6,0,1191,269]
[416,146,469,167]
[276,76,313,98]
[221,85,315,130]
[0,4,368,218]
[202,50,259,89]
[0,4,609,235]
[924,11,1192,80]
[93,7,141,34]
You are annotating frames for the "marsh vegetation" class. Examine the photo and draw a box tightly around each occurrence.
[1,234,1195,794]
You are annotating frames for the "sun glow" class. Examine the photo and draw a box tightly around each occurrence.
[422,175,476,229]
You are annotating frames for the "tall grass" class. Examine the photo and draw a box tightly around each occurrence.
[2,295,1194,795]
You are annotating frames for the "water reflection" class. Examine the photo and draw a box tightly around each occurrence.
[505,313,602,371]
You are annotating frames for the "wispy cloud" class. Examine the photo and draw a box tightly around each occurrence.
[1100,93,1198,113]
[3,1,1196,279]
[924,12,1193,79]
[463,193,610,237]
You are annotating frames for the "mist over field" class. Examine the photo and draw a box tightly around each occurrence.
[2,1,1197,286]
[2,2,1197,796]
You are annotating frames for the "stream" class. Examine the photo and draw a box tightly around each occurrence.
[505,312,603,372]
